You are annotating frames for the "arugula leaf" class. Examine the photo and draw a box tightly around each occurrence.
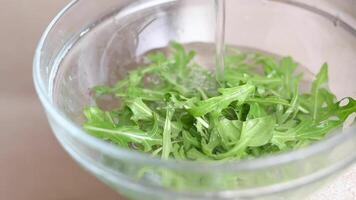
[215,118,242,149]
[246,97,290,107]
[248,103,267,119]
[225,68,283,86]
[296,120,341,140]
[279,56,298,98]
[92,85,113,95]
[171,41,196,76]
[83,107,115,127]
[311,63,329,121]
[335,98,356,121]
[182,131,200,149]
[118,87,166,101]
[189,84,255,117]
[84,125,162,150]
[241,116,275,147]
[215,116,275,159]
[126,98,153,122]
[186,148,211,160]
[270,130,296,150]
[279,78,300,124]
[162,107,174,159]
[83,42,355,163]
[147,51,166,64]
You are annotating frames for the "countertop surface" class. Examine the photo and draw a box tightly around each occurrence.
[0,1,355,200]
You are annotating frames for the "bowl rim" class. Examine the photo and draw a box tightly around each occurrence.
[33,0,356,173]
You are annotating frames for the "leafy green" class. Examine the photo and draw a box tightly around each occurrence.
[83,42,356,161]
[335,98,356,121]
[215,118,242,147]
[215,116,275,159]
[162,107,174,159]
[311,63,329,121]
[189,84,255,117]
[126,98,153,122]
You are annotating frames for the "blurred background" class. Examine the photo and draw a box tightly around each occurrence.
[0,0,355,200]
[0,0,121,199]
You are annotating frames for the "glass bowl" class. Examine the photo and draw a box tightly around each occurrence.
[33,0,356,199]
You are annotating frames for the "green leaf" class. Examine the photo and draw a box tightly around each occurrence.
[311,63,329,121]
[296,120,341,140]
[84,125,161,144]
[147,52,167,64]
[216,116,275,159]
[246,97,290,107]
[83,107,116,128]
[256,54,279,75]
[118,87,166,101]
[126,98,153,122]
[335,98,356,121]
[271,130,296,150]
[242,116,275,147]
[162,107,174,159]
[186,148,212,160]
[92,85,113,95]
[189,84,255,117]
[248,103,267,119]
[201,128,221,157]
[83,42,355,165]
[279,79,300,124]
[280,56,298,97]
[195,117,209,140]
[171,41,196,71]
[149,113,161,136]
[182,131,200,148]
[215,118,242,149]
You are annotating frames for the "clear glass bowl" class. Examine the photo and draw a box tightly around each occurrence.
[33,0,356,199]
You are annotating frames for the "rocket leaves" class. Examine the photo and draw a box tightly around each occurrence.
[83,42,355,160]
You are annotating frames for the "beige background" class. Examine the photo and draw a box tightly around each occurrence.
[0,0,122,199]
[0,1,355,200]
